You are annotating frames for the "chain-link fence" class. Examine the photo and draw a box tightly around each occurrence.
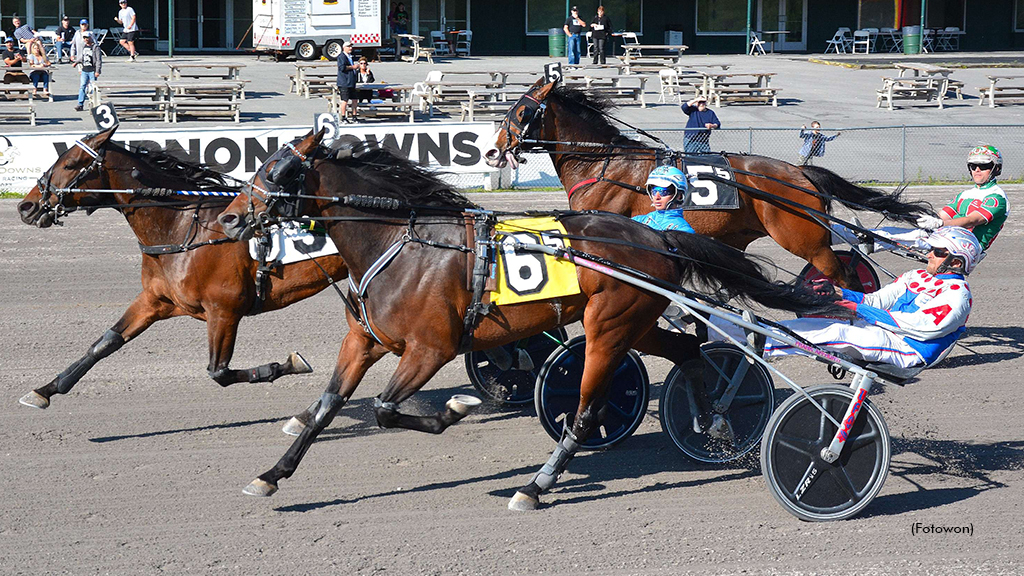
[504,124,1024,189]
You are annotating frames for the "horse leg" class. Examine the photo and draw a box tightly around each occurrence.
[773,223,864,291]
[19,293,173,409]
[205,313,314,387]
[510,304,654,511]
[243,329,386,497]
[373,346,481,434]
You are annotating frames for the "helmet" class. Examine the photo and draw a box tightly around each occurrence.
[967,144,1002,178]
[926,226,982,275]
[645,165,687,204]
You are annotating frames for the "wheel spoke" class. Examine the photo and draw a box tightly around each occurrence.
[775,433,817,459]
[829,465,861,501]
[792,461,820,501]
[847,431,880,451]
[730,392,770,409]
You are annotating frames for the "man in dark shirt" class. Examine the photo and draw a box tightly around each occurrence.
[590,6,612,64]
[2,37,30,84]
[55,16,75,63]
[562,6,586,65]
[336,41,358,123]
[682,96,721,154]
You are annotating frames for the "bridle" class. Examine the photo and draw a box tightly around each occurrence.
[34,139,108,225]
[495,86,548,165]
[243,140,320,236]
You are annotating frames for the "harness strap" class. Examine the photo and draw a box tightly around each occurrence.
[566,157,644,201]
[74,140,100,159]
[347,238,408,346]
[458,213,495,354]
[137,237,233,255]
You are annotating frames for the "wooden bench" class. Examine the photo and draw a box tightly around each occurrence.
[978,84,1024,107]
[0,102,35,125]
[876,79,944,110]
[89,82,171,121]
[585,86,646,107]
[708,86,780,106]
[459,100,512,122]
[946,79,964,100]
[169,82,241,123]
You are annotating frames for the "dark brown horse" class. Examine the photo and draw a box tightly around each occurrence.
[16,126,349,410]
[215,130,843,510]
[483,81,931,290]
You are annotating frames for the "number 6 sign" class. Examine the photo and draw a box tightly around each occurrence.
[91,103,119,130]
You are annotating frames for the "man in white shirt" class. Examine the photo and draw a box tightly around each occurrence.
[114,0,139,61]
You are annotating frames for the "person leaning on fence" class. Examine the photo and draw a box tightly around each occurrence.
[55,15,75,64]
[72,31,102,112]
[336,41,358,123]
[563,6,587,66]
[589,6,612,65]
[682,96,720,154]
[798,121,841,166]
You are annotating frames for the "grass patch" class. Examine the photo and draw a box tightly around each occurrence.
[0,191,26,199]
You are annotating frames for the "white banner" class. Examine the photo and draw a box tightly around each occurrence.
[0,122,498,194]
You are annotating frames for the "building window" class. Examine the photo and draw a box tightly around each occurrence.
[696,0,746,35]
[1017,0,1024,31]
[859,0,896,29]
[527,1,642,36]
[925,0,965,30]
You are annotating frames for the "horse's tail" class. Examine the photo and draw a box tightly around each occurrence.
[800,164,932,224]
[660,231,849,317]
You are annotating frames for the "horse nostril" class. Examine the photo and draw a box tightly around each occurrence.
[218,213,238,228]
[484,149,499,161]
[17,201,36,216]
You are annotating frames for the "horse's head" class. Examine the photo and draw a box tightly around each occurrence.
[219,128,327,242]
[18,126,119,228]
[484,78,557,169]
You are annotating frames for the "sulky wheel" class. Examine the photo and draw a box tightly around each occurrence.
[659,342,774,463]
[465,327,569,406]
[535,335,649,450]
[799,249,881,294]
[761,384,891,522]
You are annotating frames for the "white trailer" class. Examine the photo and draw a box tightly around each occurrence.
[253,0,382,61]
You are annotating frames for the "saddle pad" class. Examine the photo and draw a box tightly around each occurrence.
[679,154,740,210]
[491,217,581,306]
[248,222,339,265]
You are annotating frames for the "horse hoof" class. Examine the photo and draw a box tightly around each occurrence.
[288,352,313,374]
[19,391,49,409]
[446,394,483,416]
[281,416,306,436]
[242,478,278,497]
[508,491,540,511]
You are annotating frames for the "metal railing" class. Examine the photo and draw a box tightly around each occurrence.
[503,124,1024,189]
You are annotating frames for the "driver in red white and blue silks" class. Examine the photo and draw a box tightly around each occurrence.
[763,226,981,369]
[631,165,696,234]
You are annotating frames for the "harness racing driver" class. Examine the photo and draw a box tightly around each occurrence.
[631,165,696,233]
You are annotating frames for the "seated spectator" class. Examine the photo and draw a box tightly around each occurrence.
[26,40,51,97]
[355,58,376,103]
[2,37,30,84]
[12,14,40,54]
[55,15,75,63]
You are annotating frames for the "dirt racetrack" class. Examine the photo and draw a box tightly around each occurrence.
[2,190,1023,576]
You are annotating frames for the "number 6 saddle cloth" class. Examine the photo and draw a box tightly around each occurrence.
[247,221,339,265]
[490,217,581,306]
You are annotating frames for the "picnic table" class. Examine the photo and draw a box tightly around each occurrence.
[876,76,947,110]
[167,62,246,80]
[620,44,688,64]
[167,81,244,123]
[564,73,649,107]
[421,79,506,116]
[697,72,779,106]
[894,62,961,100]
[2,65,55,101]
[328,83,417,122]
[979,75,1024,108]
[88,81,171,121]
[292,62,337,98]
[0,82,36,125]
[756,30,789,53]
[396,34,434,64]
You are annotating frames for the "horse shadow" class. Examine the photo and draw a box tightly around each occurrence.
[860,437,1024,518]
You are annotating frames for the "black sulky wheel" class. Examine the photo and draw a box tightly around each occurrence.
[659,342,774,463]
[465,327,569,405]
[798,249,882,294]
[535,335,649,450]
[761,384,891,522]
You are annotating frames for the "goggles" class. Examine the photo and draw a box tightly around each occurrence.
[968,162,994,172]
[646,184,677,197]
[930,247,949,258]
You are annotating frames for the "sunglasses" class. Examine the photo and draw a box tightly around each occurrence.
[647,185,677,197]
[930,247,949,258]
[968,162,994,172]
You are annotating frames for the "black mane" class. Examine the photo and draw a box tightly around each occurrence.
[111,141,244,193]
[548,85,643,147]
[328,145,477,209]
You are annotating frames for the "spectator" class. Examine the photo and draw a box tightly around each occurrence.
[71,18,91,52]
[114,0,139,61]
[335,41,358,123]
[55,15,75,63]
[590,6,611,65]
[682,96,720,154]
[394,3,409,35]
[26,40,51,98]
[12,14,40,53]
[3,37,30,84]
[355,57,375,103]
[387,2,399,37]
[798,121,841,165]
[72,32,102,112]
[563,6,587,66]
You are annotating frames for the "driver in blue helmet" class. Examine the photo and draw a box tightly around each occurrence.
[632,165,695,233]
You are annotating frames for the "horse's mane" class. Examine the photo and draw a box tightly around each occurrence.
[548,85,643,147]
[109,140,244,192]
[327,144,478,209]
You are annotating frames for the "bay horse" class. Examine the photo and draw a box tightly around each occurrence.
[215,130,844,510]
[483,81,932,290]
[15,126,349,411]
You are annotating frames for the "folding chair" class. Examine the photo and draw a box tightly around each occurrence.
[108,27,128,56]
[748,32,766,55]
[852,30,871,54]
[585,31,594,58]
[824,28,849,54]
[938,27,959,51]
[620,32,640,56]
[455,30,472,56]
[429,31,450,56]
[657,68,681,104]
[880,27,902,53]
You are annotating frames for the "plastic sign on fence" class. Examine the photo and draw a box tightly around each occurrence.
[544,62,563,84]
[91,103,120,131]
[313,113,340,143]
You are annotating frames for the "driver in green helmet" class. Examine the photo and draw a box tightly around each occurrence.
[920,144,1008,251]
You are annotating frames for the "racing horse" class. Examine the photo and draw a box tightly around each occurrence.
[484,81,932,290]
[215,130,844,510]
[16,126,349,410]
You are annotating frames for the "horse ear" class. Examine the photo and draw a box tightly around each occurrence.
[313,127,327,146]
[90,124,119,148]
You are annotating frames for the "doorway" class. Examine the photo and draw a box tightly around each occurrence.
[416,0,468,38]
[173,0,231,49]
[758,0,807,51]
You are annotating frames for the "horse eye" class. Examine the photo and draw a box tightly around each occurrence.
[518,107,534,122]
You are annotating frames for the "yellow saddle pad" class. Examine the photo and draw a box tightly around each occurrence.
[491,217,581,306]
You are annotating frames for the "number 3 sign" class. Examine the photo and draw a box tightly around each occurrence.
[91,103,119,130]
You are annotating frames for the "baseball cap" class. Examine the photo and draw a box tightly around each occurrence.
[3,37,13,44]
[343,41,353,47]
[62,15,70,20]
[80,18,89,24]
[571,5,578,11]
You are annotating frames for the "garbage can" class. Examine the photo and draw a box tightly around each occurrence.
[903,25,921,55]
[548,28,566,58]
